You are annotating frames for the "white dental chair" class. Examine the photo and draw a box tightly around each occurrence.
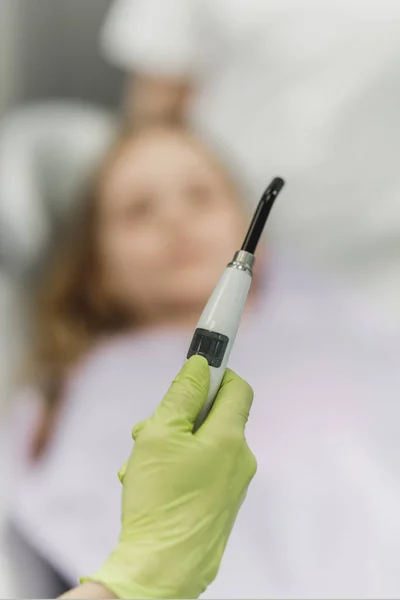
[0,100,117,403]
[0,100,117,598]
[0,100,117,280]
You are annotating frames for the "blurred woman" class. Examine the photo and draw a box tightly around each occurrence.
[8,123,400,599]
[24,124,248,460]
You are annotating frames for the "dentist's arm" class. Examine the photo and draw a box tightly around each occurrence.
[125,74,191,127]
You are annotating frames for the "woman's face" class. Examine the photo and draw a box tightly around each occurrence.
[97,129,246,322]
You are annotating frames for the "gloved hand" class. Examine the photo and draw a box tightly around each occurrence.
[83,355,256,599]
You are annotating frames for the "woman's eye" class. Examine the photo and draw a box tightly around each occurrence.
[124,198,153,222]
[187,184,215,208]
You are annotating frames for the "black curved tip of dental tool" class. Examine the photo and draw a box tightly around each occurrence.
[241,177,285,255]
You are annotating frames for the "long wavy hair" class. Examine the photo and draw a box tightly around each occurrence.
[28,127,135,457]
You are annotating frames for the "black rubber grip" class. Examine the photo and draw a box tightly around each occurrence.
[187,328,229,368]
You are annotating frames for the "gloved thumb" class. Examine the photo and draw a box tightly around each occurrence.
[153,355,210,430]
[118,357,210,482]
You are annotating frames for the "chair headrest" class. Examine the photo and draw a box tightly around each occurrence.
[0,100,118,280]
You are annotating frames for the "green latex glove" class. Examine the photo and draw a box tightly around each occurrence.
[83,355,257,599]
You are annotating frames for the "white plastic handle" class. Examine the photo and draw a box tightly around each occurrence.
[192,266,252,429]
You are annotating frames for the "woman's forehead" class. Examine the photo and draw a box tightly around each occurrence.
[99,128,235,198]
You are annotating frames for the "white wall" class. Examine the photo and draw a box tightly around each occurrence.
[0,0,23,116]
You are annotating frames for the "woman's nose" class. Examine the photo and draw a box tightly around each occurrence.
[161,202,188,231]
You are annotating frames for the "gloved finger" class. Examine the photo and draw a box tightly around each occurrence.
[118,461,128,484]
[154,355,210,428]
[199,369,254,437]
[132,420,146,441]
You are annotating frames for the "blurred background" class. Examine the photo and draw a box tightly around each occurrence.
[0,0,399,597]
[0,0,122,400]
[0,1,121,595]
[0,0,121,115]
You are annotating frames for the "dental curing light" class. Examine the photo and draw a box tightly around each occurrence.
[187,177,285,429]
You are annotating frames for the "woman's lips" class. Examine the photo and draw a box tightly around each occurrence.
[168,244,206,267]
[173,252,204,268]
